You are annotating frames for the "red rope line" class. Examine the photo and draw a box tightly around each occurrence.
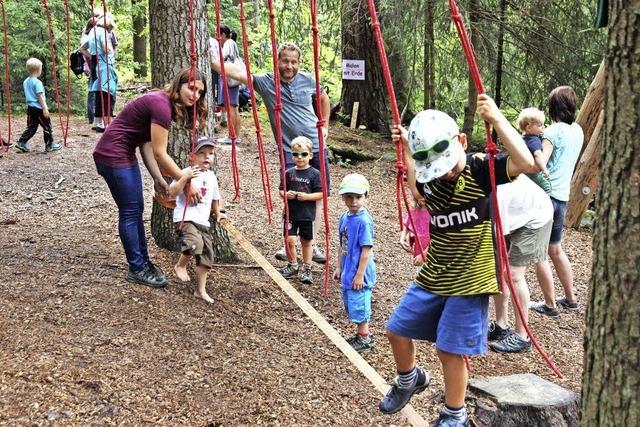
[41,0,69,145]
[213,0,241,201]
[101,0,112,127]
[0,0,12,153]
[62,0,71,146]
[266,0,292,259]
[447,0,562,378]
[238,0,273,223]
[310,0,331,296]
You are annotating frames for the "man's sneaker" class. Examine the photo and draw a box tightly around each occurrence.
[557,297,578,311]
[126,264,167,288]
[350,335,374,353]
[488,321,512,341]
[530,301,560,318]
[312,246,326,264]
[489,332,532,353]
[277,263,298,279]
[379,367,431,414]
[432,410,470,427]
[300,267,313,284]
[45,142,62,152]
[15,141,30,152]
[274,246,288,261]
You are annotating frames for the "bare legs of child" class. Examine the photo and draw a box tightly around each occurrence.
[194,264,214,303]
[174,254,214,304]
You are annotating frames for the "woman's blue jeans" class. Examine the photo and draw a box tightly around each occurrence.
[96,162,149,272]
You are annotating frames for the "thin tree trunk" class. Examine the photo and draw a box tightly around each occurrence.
[494,0,506,107]
[581,1,640,425]
[462,0,480,138]
[149,0,237,262]
[423,0,435,109]
[132,0,148,78]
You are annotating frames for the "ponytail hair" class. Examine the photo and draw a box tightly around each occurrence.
[164,67,209,131]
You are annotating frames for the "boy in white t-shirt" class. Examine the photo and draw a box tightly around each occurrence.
[170,136,225,303]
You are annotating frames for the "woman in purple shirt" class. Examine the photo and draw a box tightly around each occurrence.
[94,68,208,288]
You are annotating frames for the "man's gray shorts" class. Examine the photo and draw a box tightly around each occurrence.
[508,220,552,267]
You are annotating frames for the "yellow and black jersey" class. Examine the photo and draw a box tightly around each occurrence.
[416,152,513,296]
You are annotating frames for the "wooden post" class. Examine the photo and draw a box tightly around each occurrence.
[565,110,604,227]
[566,60,606,228]
[350,101,360,129]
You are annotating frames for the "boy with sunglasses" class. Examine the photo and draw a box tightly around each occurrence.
[277,136,323,284]
[379,94,534,427]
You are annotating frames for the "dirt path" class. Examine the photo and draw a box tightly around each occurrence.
[0,118,592,425]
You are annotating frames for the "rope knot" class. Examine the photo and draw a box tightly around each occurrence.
[274,103,283,112]
[315,120,326,128]
[189,53,197,63]
[395,161,407,173]
[370,22,380,30]
[484,143,499,156]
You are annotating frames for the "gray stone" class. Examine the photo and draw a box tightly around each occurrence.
[469,374,580,427]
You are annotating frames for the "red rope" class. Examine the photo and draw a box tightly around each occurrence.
[365,0,427,267]
[62,0,71,146]
[310,0,331,296]
[213,0,241,201]
[238,0,273,223]
[41,0,69,145]
[266,0,292,260]
[0,0,12,153]
[447,0,562,378]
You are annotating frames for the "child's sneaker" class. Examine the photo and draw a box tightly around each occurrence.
[277,262,298,279]
[379,367,430,414]
[432,408,470,426]
[489,332,532,353]
[45,142,62,152]
[274,246,288,261]
[349,335,374,353]
[557,297,578,311]
[300,266,313,284]
[15,141,30,152]
[487,321,512,341]
[126,264,167,288]
[312,246,326,264]
[529,301,560,318]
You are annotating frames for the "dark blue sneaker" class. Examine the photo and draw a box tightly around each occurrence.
[433,409,470,426]
[15,141,30,152]
[488,321,512,341]
[379,367,430,414]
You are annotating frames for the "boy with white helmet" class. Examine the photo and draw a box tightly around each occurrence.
[333,173,377,353]
[378,94,534,427]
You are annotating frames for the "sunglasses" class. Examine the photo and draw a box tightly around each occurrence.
[411,138,453,162]
[292,151,310,158]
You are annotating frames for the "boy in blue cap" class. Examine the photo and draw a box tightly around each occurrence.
[333,173,377,353]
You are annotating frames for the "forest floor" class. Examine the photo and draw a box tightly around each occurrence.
[0,116,592,426]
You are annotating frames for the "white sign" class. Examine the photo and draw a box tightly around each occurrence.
[342,59,365,81]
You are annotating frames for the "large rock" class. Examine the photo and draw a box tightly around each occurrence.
[469,373,579,426]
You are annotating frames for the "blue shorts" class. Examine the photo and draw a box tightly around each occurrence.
[342,288,372,324]
[284,149,331,195]
[386,283,489,356]
[217,80,239,106]
[549,197,567,244]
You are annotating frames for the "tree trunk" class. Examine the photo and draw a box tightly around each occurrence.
[565,61,606,228]
[493,0,506,108]
[581,1,640,425]
[149,0,237,262]
[423,0,435,110]
[461,0,480,138]
[340,0,390,132]
[132,0,148,78]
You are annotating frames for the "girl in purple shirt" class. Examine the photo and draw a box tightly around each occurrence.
[94,68,208,288]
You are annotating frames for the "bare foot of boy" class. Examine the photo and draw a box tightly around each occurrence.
[174,265,190,282]
[194,291,214,304]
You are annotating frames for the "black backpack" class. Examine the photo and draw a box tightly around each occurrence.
[69,50,85,77]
